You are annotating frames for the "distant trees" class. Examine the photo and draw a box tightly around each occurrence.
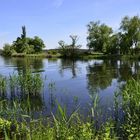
[87,21,113,53]
[58,35,81,58]
[87,15,140,55]
[3,15,140,57]
[3,26,45,56]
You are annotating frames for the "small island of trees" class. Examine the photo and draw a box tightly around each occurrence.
[3,26,45,56]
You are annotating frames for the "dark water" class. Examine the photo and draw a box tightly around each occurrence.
[0,56,139,118]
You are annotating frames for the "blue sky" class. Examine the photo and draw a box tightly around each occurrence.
[0,0,140,49]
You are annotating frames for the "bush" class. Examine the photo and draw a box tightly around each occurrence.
[2,44,15,56]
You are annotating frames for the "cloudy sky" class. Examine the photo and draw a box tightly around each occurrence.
[0,0,140,49]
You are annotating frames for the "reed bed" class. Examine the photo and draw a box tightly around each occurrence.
[0,72,139,139]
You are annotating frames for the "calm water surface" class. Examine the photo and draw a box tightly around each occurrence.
[0,56,139,118]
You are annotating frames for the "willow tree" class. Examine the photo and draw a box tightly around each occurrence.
[120,15,140,54]
[87,21,113,53]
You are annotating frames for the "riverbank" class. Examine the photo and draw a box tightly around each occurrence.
[10,52,61,58]
[2,50,140,61]
[80,53,140,60]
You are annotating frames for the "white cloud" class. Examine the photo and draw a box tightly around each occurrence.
[53,0,64,8]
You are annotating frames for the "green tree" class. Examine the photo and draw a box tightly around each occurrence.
[109,33,120,54]
[2,44,15,56]
[58,40,68,57]
[13,26,28,53]
[12,27,45,54]
[21,26,26,39]
[87,21,113,53]
[58,35,81,58]
[30,36,45,53]
[13,37,27,53]
[69,35,81,57]
[120,15,140,54]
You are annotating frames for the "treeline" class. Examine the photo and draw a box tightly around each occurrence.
[3,26,45,56]
[87,15,140,55]
[2,15,140,57]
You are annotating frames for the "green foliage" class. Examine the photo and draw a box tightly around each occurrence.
[0,72,140,139]
[109,33,120,54]
[119,16,140,54]
[87,21,113,53]
[0,75,6,94]
[33,36,45,52]
[121,79,140,139]
[2,44,15,56]
[3,26,45,56]
[18,70,43,95]
[0,71,43,96]
[58,35,81,58]
[87,15,140,55]
[0,118,11,132]
[21,26,26,39]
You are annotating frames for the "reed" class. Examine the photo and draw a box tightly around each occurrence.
[0,72,139,139]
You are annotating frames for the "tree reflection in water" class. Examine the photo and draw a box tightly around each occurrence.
[59,59,78,78]
[87,59,140,97]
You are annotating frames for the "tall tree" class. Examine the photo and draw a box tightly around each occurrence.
[109,33,121,54]
[21,26,26,39]
[87,21,113,53]
[30,36,46,52]
[120,15,140,52]
[12,26,45,54]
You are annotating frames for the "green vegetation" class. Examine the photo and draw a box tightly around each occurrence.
[3,26,45,56]
[0,71,43,96]
[120,79,140,139]
[0,71,139,139]
[56,15,140,59]
[87,21,113,53]
[2,15,140,59]
[87,15,140,55]
[58,35,81,58]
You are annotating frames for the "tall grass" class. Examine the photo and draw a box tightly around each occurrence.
[0,72,140,139]
[0,100,118,140]
[0,71,43,97]
[120,79,140,139]
[0,75,6,95]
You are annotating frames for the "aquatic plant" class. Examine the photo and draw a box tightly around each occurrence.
[0,72,139,139]
[121,79,140,139]
[0,75,7,95]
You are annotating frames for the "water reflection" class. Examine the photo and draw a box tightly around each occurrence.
[1,56,140,118]
[86,59,140,96]
[87,60,118,94]
[59,59,78,78]
[3,57,44,74]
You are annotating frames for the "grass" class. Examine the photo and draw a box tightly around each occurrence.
[0,72,139,139]
[0,71,43,96]
[120,79,140,139]
[0,100,118,140]
[4,50,140,62]
[11,52,61,58]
